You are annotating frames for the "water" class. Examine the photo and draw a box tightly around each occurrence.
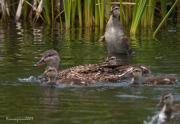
[0,22,180,124]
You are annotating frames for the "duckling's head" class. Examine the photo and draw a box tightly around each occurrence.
[110,5,120,18]
[159,92,174,106]
[132,68,143,78]
[131,66,151,84]
[105,56,117,65]
[131,68,144,84]
[35,49,60,69]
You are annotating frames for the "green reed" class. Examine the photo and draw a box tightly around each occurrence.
[98,0,105,29]
[71,1,75,27]
[140,0,155,27]
[147,0,156,27]
[95,0,100,26]
[119,0,124,24]
[153,0,179,38]
[130,0,147,35]
[22,0,28,21]
[44,0,51,24]
[77,0,82,27]
[0,0,179,37]
[63,0,71,29]
[51,0,54,23]
[84,0,94,27]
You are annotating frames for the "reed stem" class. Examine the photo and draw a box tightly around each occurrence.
[153,0,179,38]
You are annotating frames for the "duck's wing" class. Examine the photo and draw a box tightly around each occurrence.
[119,35,132,55]
[172,105,180,116]
[57,64,100,78]
[172,104,180,114]
[56,63,134,84]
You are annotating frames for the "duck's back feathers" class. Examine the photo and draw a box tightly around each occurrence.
[57,64,129,84]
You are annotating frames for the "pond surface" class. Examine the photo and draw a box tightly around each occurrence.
[0,22,180,124]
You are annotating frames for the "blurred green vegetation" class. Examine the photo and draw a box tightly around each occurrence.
[0,0,179,36]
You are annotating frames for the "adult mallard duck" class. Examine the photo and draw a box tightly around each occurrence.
[35,49,150,85]
[131,68,177,85]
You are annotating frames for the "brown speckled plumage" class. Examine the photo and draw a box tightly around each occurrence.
[35,50,150,85]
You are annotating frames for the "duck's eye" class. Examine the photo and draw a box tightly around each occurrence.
[164,96,169,100]
[46,54,55,58]
[112,7,119,11]
[134,70,139,72]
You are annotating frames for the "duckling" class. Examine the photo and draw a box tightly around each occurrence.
[131,68,177,85]
[103,56,118,66]
[157,92,180,123]
[103,5,132,56]
[35,50,150,85]
[43,67,58,84]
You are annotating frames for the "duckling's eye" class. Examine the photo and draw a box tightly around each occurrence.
[134,70,139,72]
[113,7,118,9]
[112,7,119,11]
[164,96,169,100]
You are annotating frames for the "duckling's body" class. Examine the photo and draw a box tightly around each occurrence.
[132,68,177,85]
[145,76,177,85]
[43,67,58,84]
[35,50,150,85]
[104,5,131,56]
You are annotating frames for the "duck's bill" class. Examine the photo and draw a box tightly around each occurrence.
[34,58,45,67]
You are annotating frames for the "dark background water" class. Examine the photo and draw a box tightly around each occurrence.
[0,22,179,124]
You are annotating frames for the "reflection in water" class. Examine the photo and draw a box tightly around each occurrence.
[0,22,179,123]
[16,22,23,37]
[33,27,43,42]
[18,76,40,83]
[144,112,169,124]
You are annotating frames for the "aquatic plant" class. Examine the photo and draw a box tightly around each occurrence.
[130,0,147,35]
[153,0,179,38]
[0,0,179,37]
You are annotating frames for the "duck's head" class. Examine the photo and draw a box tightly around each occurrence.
[132,68,143,78]
[35,49,60,69]
[159,92,174,107]
[110,5,120,18]
[105,56,117,65]
[131,68,143,84]
[131,66,150,84]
